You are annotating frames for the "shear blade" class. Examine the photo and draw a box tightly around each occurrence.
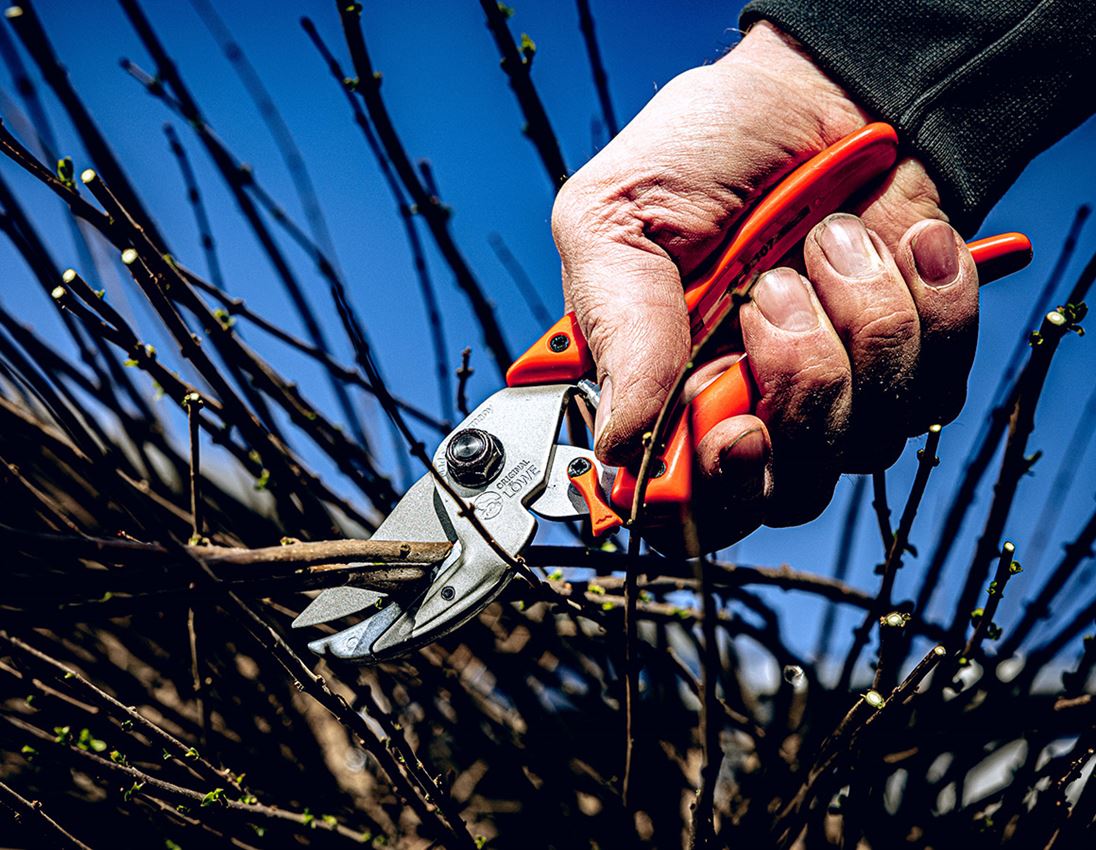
[296,385,573,661]
[292,587,385,629]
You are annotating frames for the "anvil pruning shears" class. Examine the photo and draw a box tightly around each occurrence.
[293,123,1032,662]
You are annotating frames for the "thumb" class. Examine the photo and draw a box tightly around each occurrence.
[561,235,690,464]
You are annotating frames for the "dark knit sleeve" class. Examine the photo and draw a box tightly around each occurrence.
[739,1,1096,236]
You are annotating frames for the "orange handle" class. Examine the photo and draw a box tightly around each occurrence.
[504,118,1034,519]
[608,232,1034,516]
[506,123,901,388]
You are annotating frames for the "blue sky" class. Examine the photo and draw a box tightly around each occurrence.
[3,1,1094,669]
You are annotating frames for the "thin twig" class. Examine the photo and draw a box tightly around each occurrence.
[478,0,568,187]
[300,20,456,417]
[959,541,1020,664]
[913,212,1091,622]
[946,308,1084,651]
[815,475,868,661]
[871,470,892,552]
[840,425,942,691]
[455,346,474,418]
[488,232,553,326]
[0,779,93,850]
[575,0,619,138]
[327,7,513,376]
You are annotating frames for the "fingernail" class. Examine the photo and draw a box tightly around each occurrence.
[819,215,881,277]
[593,375,613,451]
[912,221,959,287]
[753,268,818,332]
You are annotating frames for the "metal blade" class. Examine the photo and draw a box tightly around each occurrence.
[292,587,386,629]
[306,385,574,661]
[528,445,616,521]
[291,474,452,630]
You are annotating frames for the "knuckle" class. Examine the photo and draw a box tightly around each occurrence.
[760,357,851,427]
[853,305,919,353]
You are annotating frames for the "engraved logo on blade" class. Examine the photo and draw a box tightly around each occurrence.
[473,492,504,520]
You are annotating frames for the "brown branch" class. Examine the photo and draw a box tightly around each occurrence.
[575,0,619,138]
[328,6,513,376]
[478,0,568,187]
[0,779,93,850]
[200,538,453,570]
[841,424,942,691]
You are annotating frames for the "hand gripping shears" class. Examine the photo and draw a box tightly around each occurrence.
[293,123,1032,662]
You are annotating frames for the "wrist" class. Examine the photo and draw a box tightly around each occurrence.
[717,20,868,150]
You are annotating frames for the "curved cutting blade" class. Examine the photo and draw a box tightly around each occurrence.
[297,385,574,662]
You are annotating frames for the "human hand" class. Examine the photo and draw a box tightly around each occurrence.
[551,22,978,538]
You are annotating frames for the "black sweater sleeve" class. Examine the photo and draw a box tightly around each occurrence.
[739,1,1096,236]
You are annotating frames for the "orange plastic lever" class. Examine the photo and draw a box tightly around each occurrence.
[566,457,623,537]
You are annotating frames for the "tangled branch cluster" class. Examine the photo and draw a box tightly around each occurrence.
[0,2,1093,849]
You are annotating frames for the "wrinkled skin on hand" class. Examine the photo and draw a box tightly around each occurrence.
[551,22,977,544]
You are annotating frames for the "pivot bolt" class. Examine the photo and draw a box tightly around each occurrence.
[444,428,505,488]
[549,333,570,353]
[567,457,592,478]
[440,585,456,602]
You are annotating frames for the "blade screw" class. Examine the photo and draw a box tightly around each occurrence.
[567,457,592,478]
[440,585,456,601]
[549,333,570,353]
[651,460,667,479]
[444,428,505,487]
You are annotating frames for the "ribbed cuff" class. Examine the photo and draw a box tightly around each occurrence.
[740,1,1096,235]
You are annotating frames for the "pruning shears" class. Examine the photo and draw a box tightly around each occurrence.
[293,122,1032,662]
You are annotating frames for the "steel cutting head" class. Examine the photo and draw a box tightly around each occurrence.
[293,384,587,662]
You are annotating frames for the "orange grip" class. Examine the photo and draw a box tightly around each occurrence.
[504,120,1036,522]
[506,123,900,388]
[567,460,624,537]
[969,232,1032,284]
[609,235,1033,518]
